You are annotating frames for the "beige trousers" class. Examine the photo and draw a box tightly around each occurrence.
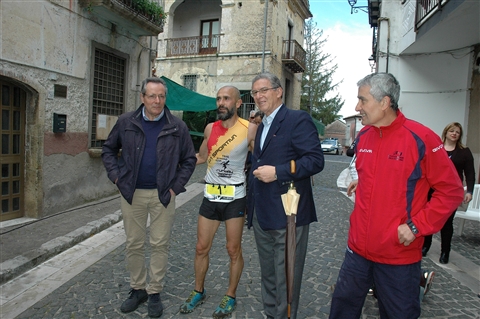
[121,189,176,294]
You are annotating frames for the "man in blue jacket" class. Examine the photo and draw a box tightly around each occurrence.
[102,77,196,318]
[247,73,324,318]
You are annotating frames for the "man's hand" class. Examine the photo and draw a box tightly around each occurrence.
[347,180,358,197]
[398,223,416,246]
[253,165,277,183]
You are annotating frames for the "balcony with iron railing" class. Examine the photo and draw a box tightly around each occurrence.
[282,40,307,73]
[415,0,449,31]
[165,34,221,57]
[79,0,165,36]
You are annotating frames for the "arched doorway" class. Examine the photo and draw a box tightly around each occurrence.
[0,80,25,221]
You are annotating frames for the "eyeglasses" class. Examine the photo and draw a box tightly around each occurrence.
[250,87,278,97]
[143,94,166,101]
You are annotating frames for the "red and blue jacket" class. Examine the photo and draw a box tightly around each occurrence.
[349,111,464,265]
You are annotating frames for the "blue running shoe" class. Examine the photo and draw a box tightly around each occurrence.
[179,289,206,314]
[212,295,236,319]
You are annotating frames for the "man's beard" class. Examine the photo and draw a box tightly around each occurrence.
[217,107,235,121]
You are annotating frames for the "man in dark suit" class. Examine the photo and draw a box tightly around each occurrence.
[247,73,324,319]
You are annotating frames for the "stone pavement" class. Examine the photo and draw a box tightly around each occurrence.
[1,157,479,318]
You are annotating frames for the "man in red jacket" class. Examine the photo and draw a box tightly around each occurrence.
[329,73,464,319]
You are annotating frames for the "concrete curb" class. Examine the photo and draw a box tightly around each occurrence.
[0,210,122,285]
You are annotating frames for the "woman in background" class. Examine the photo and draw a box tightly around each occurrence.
[422,122,476,264]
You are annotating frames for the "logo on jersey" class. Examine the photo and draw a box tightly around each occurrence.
[209,134,238,164]
[432,144,444,152]
[216,157,233,178]
[359,149,373,153]
[388,151,404,161]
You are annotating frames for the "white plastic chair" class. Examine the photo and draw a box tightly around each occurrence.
[455,184,480,236]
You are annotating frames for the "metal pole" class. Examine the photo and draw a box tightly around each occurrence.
[309,86,312,117]
[261,0,268,72]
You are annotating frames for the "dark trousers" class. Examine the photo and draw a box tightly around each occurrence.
[330,247,421,319]
[252,212,309,319]
[423,210,456,253]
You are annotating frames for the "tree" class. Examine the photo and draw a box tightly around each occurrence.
[301,19,344,125]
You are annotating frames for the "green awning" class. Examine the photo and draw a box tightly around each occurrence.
[312,117,325,136]
[161,76,217,112]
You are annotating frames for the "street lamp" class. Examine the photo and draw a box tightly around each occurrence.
[347,0,368,14]
[303,84,312,117]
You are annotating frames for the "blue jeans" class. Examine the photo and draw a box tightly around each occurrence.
[330,247,421,319]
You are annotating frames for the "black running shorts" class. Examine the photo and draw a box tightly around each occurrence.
[199,197,246,221]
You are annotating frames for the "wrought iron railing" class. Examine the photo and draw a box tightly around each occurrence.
[165,35,221,57]
[415,0,449,31]
[282,40,307,73]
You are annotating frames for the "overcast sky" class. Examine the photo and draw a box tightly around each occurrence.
[308,0,373,118]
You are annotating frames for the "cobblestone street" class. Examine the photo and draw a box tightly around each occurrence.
[4,157,480,318]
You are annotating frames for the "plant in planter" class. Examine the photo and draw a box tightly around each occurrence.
[130,0,166,24]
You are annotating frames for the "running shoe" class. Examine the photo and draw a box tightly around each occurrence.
[179,289,206,314]
[212,295,236,319]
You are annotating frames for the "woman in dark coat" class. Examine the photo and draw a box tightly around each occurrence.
[422,122,476,264]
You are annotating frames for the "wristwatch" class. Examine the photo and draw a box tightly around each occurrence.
[407,220,419,235]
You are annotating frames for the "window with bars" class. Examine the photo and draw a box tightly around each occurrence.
[90,46,127,148]
[183,74,197,92]
[240,91,256,120]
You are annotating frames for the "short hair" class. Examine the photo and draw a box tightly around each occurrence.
[357,73,400,110]
[252,72,283,90]
[442,122,465,149]
[141,77,168,95]
[254,111,264,119]
[219,85,241,101]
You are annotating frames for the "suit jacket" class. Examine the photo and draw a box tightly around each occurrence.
[247,105,324,230]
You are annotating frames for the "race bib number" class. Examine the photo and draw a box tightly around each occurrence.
[204,184,235,203]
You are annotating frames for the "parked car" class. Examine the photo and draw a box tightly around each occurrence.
[321,139,343,155]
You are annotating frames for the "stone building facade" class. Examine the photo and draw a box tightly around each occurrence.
[343,115,363,148]
[0,0,163,221]
[323,120,347,145]
[155,0,312,118]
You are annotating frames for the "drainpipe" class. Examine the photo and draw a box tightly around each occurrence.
[377,17,390,73]
[148,36,153,77]
[261,0,268,72]
[136,50,142,108]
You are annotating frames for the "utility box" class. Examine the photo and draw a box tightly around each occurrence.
[53,113,67,133]
[96,114,118,140]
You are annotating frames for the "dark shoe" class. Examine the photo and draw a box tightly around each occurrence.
[148,293,164,318]
[439,252,449,264]
[120,288,148,313]
[422,247,428,257]
[421,270,435,296]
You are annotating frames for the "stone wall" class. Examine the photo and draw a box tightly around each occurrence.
[156,0,306,108]
[1,0,154,217]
